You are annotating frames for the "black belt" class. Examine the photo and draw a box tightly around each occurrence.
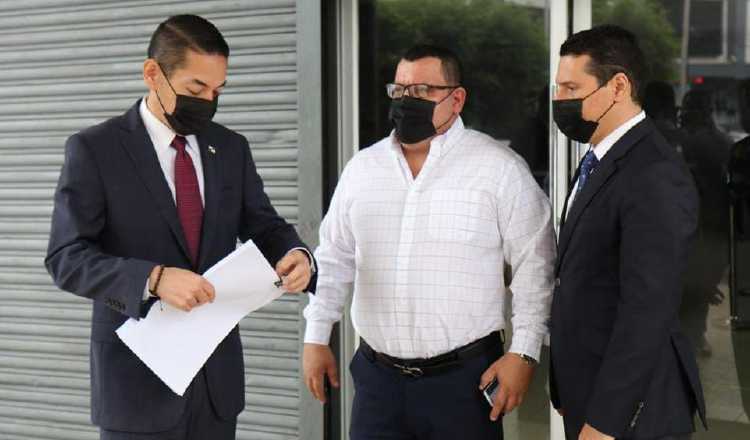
[359,331,502,378]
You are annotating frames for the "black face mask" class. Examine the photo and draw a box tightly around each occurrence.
[552,85,615,143]
[388,94,454,144]
[154,66,218,135]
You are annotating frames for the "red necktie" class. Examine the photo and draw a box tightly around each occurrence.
[171,135,203,266]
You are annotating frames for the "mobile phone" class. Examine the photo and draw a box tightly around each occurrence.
[482,377,499,406]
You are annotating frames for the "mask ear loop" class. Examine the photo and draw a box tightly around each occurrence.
[596,99,617,123]
[581,84,604,101]
[581,81,616,123]
[153,62,178,116]
[434,87,460,131]
[595,78,619,123]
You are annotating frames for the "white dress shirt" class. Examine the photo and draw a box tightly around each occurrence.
[140,97,204,300]
[303,117,556,360]
[139,97,205,204]
[566,111,646,215]
[138,98,314,300]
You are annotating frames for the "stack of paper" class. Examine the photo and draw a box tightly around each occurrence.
[116,240,283,395]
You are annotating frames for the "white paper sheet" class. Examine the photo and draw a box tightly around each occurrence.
[116,240,283,395]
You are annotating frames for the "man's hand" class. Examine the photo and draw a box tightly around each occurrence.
[479,353,536,421]
[579,423,614,440]
[276,250,312,293]
[150,267,215,312]
[303,343,339,403]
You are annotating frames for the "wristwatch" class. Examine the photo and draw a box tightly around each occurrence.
[516,353,538,365]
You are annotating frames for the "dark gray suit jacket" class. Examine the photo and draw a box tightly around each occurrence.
[45,100,313,432]
[549,117,707,439]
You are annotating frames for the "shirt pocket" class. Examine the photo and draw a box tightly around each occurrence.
[427,189,484,242]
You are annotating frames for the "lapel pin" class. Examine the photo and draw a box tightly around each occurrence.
[208,146,216,155]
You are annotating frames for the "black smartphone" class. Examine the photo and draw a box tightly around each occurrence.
[482,377,499,406]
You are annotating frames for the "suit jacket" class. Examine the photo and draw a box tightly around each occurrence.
[549,117,707,439]
[45,100,313,432]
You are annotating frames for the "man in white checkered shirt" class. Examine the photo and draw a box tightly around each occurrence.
[303,45,556,440]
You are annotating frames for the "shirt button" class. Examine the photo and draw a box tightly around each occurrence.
[555,278,561,287]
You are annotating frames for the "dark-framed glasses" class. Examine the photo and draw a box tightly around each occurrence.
[386,83,460,99]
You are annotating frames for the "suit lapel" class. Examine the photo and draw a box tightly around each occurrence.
[118,100,192,263]
[196,131,222,272]
[556,159,618,269]
[556,118,655,272]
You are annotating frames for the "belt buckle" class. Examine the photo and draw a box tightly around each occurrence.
[394,363,423,378]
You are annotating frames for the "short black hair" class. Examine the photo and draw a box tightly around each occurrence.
[560,25,645,104]
[147,15,229,77]
[402,44,462,85]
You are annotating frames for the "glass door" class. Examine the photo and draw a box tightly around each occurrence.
[572,0,750,438]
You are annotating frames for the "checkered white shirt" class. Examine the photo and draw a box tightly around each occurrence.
[304,117,556,360]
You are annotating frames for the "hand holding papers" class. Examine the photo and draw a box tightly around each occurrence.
[116,240,283,396]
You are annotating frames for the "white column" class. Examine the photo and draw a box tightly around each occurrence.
[549,0,572,236]
[548,1,590,439]
[337,0,360,436]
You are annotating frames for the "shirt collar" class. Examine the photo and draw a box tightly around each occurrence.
[590,110,645,161]
[388,115,466,157]
[139,97,200,155]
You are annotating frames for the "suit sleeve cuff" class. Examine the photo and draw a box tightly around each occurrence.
[125,259,160,320]
[585,392,642,438]
[290,247,316,274]
[304,320,334,345]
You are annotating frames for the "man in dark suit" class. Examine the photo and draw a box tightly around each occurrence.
[45,15,314,440]
[549,25,707,440]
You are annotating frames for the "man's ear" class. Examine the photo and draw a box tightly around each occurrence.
[143,59,160,91]
[612,72,632,102]
[452,87,467,114]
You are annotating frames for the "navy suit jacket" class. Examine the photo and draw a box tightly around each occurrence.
[549,118,707,439]
[45,100,313,432]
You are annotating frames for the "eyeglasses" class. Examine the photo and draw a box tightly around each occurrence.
[386,83,460,99]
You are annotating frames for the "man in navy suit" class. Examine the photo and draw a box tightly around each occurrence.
[45,15,314,440]
[549,25,707,440]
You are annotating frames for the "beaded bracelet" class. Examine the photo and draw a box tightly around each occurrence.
[149,265,166,297]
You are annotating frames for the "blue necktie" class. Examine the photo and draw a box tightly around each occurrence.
[576,150,599,197]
